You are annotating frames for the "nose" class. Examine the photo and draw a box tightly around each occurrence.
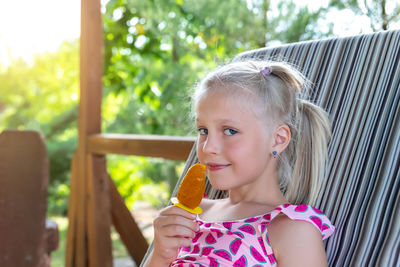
[201,134,220,155]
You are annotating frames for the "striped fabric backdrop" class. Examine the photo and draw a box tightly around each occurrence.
[144,30,400,267]
[234,29,400,266]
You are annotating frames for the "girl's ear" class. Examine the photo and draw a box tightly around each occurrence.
[272,124,291,153]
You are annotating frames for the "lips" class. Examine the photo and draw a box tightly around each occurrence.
[206,163,230,171]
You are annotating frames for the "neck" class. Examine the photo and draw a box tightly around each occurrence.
[228,169,287,206]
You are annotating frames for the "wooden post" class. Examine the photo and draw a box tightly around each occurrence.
[65,153,79,267]
[66,0,112,266]
[86,155,112,267]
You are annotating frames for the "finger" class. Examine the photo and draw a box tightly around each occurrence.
[160,205,197,220]
[154,216,198,237]
[157,236,193,249]
[155,214,199,232]
[161,224,196,239]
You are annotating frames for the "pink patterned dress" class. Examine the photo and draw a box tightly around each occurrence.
[171,203,335,266]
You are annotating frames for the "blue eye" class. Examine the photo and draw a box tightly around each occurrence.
[224,128,237,136]
[198,128,208,135]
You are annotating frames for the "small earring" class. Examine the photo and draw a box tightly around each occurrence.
[272,151,277,158]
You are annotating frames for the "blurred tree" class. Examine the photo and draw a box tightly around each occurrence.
[0,40,79,215]
[329,0,400,31]
[0,0,336,214]
[102,0,331,136]
[0,41,79,134]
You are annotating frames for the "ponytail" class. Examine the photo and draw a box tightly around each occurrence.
[285,100,331,205]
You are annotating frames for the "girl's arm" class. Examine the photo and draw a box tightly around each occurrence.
[142,205,199,267]
[268,215,328,267]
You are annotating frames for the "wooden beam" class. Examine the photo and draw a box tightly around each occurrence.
[79,0,110,264]
[66,0,109,266]
[88,134,196,160]
[66,154,87,267]
[86,155,112,267]
[109,176,149,264]
[65,153,80,267]
[79,0,102,136]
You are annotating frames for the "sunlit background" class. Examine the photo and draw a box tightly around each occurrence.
[2,0,398,66]
[1,1,399,266]
[0,0,80,65]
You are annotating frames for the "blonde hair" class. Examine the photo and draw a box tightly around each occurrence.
[193,60,331,205]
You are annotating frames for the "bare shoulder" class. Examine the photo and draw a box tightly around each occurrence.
[268,214,328,267]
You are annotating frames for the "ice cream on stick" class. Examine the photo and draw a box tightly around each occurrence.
[171,163,206,214]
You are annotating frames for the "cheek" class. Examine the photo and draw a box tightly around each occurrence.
[228,138,269,161]
[225,140,250,155]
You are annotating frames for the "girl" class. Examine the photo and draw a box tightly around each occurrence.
[143,60,336,267]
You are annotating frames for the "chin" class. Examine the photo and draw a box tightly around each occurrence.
[207,180,231,191]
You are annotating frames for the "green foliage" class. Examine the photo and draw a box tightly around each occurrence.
[107,155,184,208]
[0,41,79,131]
[101,0,330,136]
[46,135,77,215]
[0,0,337,216]
[0,41,79,215]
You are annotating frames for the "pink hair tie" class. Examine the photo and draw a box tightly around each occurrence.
[260,66,272,77]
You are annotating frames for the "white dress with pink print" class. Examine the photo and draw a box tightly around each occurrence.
[171,203,336,267]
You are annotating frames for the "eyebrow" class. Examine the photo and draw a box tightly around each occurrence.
[196,117,241,125]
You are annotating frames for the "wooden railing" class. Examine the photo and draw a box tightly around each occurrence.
[88,134,195,160]
[66,134,195,267]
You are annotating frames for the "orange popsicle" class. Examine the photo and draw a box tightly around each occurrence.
[171,163,206,214]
